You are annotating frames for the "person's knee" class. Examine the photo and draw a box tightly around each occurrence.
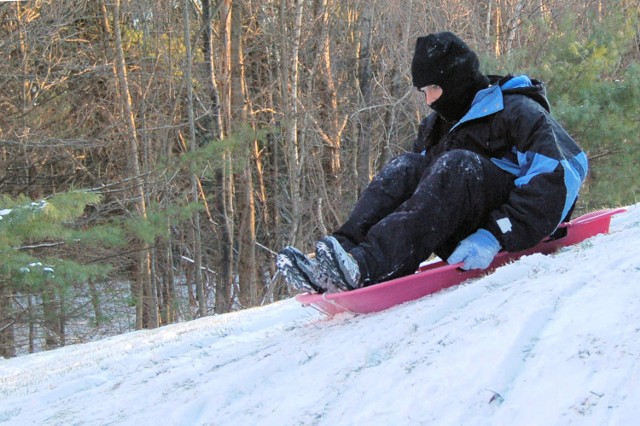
[374,153,428,189]
[431,149,483,179]
[384,152,428,174]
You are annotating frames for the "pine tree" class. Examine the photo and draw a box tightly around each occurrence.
[0,191,121,357]
[509,10,640,209]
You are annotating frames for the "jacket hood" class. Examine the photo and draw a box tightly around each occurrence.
[489,74,551,112]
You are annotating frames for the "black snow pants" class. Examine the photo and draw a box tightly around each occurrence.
[332,149,516,285]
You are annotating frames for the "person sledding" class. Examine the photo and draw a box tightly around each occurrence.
[276,31,588,293]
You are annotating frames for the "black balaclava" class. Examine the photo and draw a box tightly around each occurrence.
[411,32,490,123]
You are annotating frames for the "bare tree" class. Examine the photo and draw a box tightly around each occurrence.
[355,2,374,194]
[182,0,207,317]
[109,0,157,328]
[0,283,15,358]
[0,0,636,356]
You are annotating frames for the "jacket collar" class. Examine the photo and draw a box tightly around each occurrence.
[451,75,534,131]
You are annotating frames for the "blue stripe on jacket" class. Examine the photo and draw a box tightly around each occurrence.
[504,149,588,221]
[452,75,588,223]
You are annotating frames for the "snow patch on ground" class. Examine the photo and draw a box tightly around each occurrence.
[1,205,639,425]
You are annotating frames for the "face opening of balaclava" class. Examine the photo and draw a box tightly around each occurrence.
[411,32,490,123]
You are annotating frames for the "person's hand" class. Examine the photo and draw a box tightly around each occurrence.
[447,229,501,270]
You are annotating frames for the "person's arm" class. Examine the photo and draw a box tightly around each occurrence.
[484,97,588,252]
[413,113,438,155]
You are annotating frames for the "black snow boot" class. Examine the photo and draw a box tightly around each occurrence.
[315,236,362,291]
[276,246,340,293]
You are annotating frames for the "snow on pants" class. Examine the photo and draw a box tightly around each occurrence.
[332,149,516,285]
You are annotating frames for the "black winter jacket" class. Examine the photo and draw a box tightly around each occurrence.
[413,75,588,252]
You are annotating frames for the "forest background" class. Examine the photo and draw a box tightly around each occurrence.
[0,0,638,358]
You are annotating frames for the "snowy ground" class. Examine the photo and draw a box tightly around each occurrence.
[1,205,639,426]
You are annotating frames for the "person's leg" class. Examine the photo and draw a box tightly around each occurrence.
[332,153,430,251]
[277,153,428,293]
[347,149,515,285]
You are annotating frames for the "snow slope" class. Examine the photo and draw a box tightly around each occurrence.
[1,205,639,426]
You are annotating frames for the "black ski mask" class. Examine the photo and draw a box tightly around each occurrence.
[411,32,490,122]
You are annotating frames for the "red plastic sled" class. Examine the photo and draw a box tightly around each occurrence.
[296,208,626,316]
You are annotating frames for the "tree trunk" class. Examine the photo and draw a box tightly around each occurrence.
[202,0,233,314]
[0,283,16,358]
[505,0,526,56]
[202,0,224,142]
[41,281,61,350]
[211,0,236,313]
[28,295,35,354]
[237,160,258,307]
[280,0,306,245]
[88,280,103,327]
[485,0,494,51]
[228,1,259,307]
[320,0,343,180]
[356,3,374,195]
[494,1,502,57]
[161,221,177,324]
[183,0,207,318]
[111,0,157,329]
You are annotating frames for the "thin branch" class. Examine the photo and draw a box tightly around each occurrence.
[16,241,66,251]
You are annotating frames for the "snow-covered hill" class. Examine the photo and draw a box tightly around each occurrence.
[1,205,639,426]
